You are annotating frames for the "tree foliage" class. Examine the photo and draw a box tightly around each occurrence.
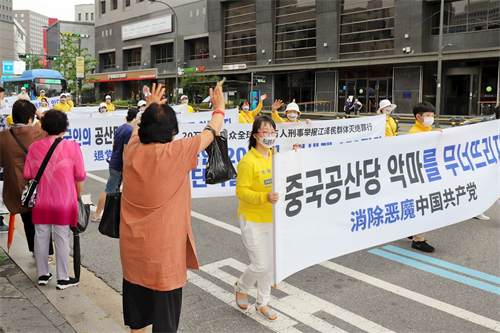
[180,73,220,103]
[51,36,99,92]
[20,55,44,70]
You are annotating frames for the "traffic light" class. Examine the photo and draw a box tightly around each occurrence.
[46,56,58,61]
[19,54,31,59]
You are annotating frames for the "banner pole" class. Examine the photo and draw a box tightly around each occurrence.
[271,147,279,289]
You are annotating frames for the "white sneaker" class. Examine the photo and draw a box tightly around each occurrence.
[474,213,490,221]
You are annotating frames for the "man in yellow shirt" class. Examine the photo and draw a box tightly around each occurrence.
[37,90,46,100]
[67,94,75,107]
[239,94,266,123]
[407,101,437,253]
[53,93,72,112]
[180,95,194,113]
[104,95,116,111]
[271,99,311,123]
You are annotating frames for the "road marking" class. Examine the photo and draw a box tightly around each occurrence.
[190,211,241,235]
[368,249,500,295]
[86,172,108,184]
[382,245,500,284]
[190,258,395,333]
[320,261,500,332]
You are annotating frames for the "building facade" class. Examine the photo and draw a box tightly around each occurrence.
[13,10,49,55]
[94,0,500,115]
[75,3,95,22]
[0,0,15,80]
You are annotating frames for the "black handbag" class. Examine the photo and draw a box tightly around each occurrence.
[99,174,122,238]
[21,138,62,208]
[204,128,237,184]
[71,199,92,235]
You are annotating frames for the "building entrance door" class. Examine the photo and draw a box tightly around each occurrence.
[443,67,479,116]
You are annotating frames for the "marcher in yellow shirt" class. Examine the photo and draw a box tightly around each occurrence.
[234,114,278,321]
[180,95,195,113]
[271,99,311,124]
[377,99,398,137]
[37,97,50,112]
[104,95,116,111]
[239,94,267,123]
[53,93,72,112]
[67,94,74,107]
[37,90,46,100]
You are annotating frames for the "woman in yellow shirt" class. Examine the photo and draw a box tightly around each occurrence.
[234,115,279,321]
[377,99,398,137]
[238,94,267,123]
[271,99,311,124]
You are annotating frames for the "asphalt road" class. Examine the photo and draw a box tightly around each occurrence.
[80,169,500,333]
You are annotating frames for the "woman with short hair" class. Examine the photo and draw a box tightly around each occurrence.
[239,94,267,123]
[24,110,86,290]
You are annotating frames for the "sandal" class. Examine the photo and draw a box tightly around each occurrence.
[92,216,101,223]
[255,303,278,321]
[234,282,248,310]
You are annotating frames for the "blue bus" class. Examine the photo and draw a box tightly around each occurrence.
[3,69,67,100]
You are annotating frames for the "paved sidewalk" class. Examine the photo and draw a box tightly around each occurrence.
[0,248,75,333]
[0,216,127,333]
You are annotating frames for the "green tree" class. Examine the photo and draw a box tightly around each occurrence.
[20,55,44,70]
[51,35,99,92]
[180,73,220,103]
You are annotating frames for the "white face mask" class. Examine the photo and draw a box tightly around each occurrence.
[422,116,434,127]
[41,101,47,106]
[384,108,393,114]
[258,135,276,149]
[287,112,298,121]
[139,106,146,111]
[99,108,107,113]
[242,106,249,111]
[106,99,111,103]
[60,98,67,103]
[182,100,188,104]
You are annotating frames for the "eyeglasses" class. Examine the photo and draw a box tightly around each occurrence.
[257,130,277,137]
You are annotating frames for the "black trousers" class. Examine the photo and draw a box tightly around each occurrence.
[123,279,182,333]
[20,211,53,255]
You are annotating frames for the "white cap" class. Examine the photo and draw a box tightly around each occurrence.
[378,99,397,112]
[60,93,67,98]
[180,95,188,100]
[105,95,111,100]
[285,102,301,115]
[21,87,26,91]
[99,102,107,109]
[40,90,45,93]
[137,100,146,107]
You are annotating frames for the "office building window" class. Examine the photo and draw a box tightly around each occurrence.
[112,0,117,10]
[154,43,173,64]
[127,48,141,67]
[78,13,81,21]
[431,0,500,34]
[86,13,88,20]
[101,52,115,69]
[224,1,257,65]
[126,0,130,7]
[275,0,316,63]
[339,0,395,57]
[188,37,209,60]
[91,13,94,20]
[101,1,106,14]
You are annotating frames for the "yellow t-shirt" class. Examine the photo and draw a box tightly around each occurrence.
[408,120,432,134]
[239,103,263,123]
[67,100,74,107]
[187,105,195,113]
[271,111,300,123]
[37,96,46,100]
[53,102,72,112]
[385,116,397,137]
[106,103,116,111]
[236,147,273,223]
[6,115,13,127]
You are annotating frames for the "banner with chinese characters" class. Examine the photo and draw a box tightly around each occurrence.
[272,120,500,283]
[2,96,60,114]
[184,115,385,198]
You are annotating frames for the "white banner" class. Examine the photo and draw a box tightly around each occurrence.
[2,96,61,114]
[184,115,385,198]
[272,120,500,283]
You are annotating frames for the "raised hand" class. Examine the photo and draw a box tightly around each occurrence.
[272,99,284,111]
[260,94,267,102]
[209,82,225,112]
[145,83,166,107]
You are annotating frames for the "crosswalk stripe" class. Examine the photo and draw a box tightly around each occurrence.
[197,258,395,333]
[320,261,500,332]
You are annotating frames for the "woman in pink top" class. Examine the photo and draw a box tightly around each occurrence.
[24,110,86,290]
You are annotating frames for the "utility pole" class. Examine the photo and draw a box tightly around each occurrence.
[250,72,254,109]
[436,0,445,120]
[78,38,82,105]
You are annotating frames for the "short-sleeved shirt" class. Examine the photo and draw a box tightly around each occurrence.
[53,102,72,112]
[24,138,86,226]
[108,123,133,171]
[120,133,201,291]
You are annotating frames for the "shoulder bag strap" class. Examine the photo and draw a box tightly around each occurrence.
[9,128,28,154]
[34,138,62,182]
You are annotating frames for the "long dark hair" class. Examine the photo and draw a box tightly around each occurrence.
[138,103,179,144]
[249,115,276,150]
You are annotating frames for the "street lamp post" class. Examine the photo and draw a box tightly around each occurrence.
[436,0,451,120]
[149,0,179,104]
